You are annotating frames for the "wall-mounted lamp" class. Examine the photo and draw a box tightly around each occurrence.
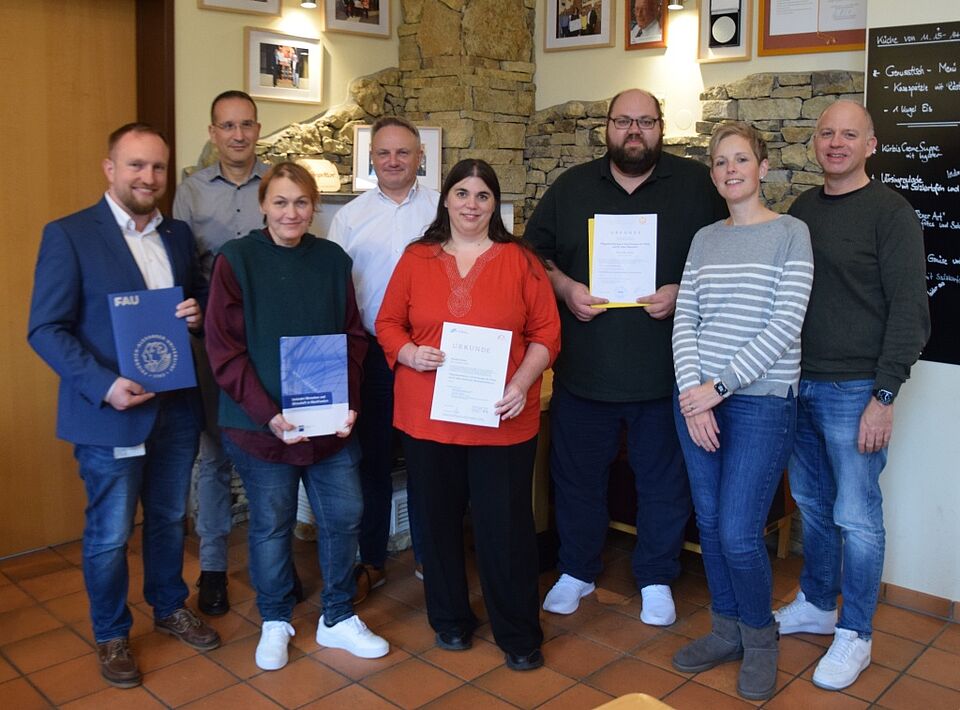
[668,0,685,9]
[300,1,317,8]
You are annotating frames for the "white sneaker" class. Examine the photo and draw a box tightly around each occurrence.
[543,574,595,615]
[315,614,389,659]
[255,620,295,671]
[812,628,871,690]
[774,590,838,635]
[640,584,676,626]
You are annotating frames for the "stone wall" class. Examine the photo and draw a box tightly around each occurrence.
[237,0,539,205]
[395,0,537,200]
[520,71,865,231]
[520,100,610,227]
[246,68,402,188]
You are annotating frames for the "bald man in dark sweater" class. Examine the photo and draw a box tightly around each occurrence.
[775,100,930,692]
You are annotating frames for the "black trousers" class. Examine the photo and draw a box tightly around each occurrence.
[356,338,423,569]
[403,434,543,656]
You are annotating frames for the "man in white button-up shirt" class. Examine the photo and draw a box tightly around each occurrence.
[28,123,219,689]
[328,116,439,602]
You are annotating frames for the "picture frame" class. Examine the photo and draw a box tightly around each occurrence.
[625,0,667,51]
[197,0,280,16]
[324,0,391,39]
[352,125,442,192]
[544,0,615,52]
[699,0,750,63]
[244,27,322,105]
[758,0,866,56]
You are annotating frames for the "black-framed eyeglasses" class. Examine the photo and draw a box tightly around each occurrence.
[607,116,660,130]
[213,120,258,133]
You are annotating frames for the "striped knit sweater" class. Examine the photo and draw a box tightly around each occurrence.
[672,215,814,398]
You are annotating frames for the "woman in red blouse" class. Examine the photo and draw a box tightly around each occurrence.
[376,159,561,671]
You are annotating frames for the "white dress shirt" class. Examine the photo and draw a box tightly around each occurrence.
[630,19,663,44]
[327,183,439,334]
[104,192,173,290]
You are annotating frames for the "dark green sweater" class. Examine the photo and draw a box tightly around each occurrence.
[789,181,930,395]
[216,230,352,431]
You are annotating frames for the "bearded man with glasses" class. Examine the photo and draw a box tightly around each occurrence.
[525,89,726,626]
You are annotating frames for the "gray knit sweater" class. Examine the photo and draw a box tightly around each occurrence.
[672,215,814,398]
[789,181,930,395]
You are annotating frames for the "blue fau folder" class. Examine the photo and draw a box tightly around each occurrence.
[108,286,197,392]
[280,334,348,440]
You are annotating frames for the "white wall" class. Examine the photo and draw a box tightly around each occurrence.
[867,0,960,603]
[174,0,399,173]
[534,3,864,136]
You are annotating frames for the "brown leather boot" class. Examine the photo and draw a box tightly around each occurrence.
[96,637,141,688]
[155,607,221,650]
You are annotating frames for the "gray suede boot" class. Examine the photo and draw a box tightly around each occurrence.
[672,612,743,673]
[737,621,779,700]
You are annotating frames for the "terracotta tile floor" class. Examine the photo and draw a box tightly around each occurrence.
[1,527,956,709]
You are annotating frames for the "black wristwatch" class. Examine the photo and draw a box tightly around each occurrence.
[713,380,730,399]
[873,388,895,406]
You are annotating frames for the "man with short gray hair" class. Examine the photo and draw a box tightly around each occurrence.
[328,116,439,602]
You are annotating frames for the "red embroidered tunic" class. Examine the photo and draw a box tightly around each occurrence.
[376,242,561,446]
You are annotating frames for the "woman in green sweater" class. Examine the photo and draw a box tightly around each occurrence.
[205,162,388,672]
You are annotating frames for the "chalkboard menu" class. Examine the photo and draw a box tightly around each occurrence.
[866,21,960,366]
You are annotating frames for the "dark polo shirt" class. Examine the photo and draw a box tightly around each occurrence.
[524,152,726,402]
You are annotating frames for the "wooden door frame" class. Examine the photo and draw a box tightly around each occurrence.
[136,0,176,215]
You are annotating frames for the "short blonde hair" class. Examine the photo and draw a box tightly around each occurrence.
[709,122,767,163]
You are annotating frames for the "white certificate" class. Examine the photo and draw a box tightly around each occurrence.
[589,214,658,305]
[430,322,512,428]
[768,0,865,37]
[768,0,818,35]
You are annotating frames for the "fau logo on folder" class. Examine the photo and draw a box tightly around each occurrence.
[279,334,348,440]
[108,286,197,392]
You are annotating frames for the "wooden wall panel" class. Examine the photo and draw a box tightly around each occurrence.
[0,0,138,556]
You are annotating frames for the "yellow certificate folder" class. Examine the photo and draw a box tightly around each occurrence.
[588,218,650,308]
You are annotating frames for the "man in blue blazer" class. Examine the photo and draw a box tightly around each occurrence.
[28,123,220,689]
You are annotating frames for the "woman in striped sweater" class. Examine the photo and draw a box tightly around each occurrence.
[670,123,814,701]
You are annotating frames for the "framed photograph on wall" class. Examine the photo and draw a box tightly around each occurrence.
[352,125,442,192]
[324,0,391,39]
[626,0,667,51]
[198,0,280,16]
[544,0,614,52]
[244,27,322,104]
[699,0,750,63]
[758,0,866,56]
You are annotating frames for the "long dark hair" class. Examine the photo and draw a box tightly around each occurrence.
[415,160,544,268]
[418,159,513,245]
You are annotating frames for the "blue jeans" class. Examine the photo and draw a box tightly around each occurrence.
[357,338,423,568]
[194,429,233,571]
[74,395,199,642]
[224,436,363,624]
[550,383,691,587]
[789,379,887,638]
[674,391,795,629]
